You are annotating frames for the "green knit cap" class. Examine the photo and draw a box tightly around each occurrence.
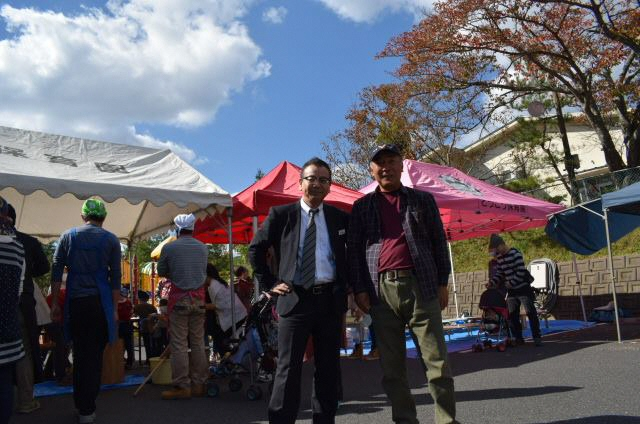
[81,198,107,219]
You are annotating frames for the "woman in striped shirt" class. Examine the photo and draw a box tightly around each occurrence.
[488,234,542,346]
[0,196,26,424]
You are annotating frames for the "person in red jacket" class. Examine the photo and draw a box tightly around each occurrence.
[117,288,134,369]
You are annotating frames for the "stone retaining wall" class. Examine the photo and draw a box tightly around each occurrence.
[443,254,640,320]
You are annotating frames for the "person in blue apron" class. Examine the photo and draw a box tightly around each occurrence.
[50,199,121,424]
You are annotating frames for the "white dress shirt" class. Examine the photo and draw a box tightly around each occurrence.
[296,199,336,285]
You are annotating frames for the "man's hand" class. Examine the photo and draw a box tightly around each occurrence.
[437,286,449,311]
[354,292,371,314]
[271,282,291,296]
[50,303,62,322]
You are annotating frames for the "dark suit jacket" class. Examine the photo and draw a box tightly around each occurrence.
[248,201,349,316]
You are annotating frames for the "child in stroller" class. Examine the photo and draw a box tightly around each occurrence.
[207,292,278,400]
[472,287,514,352]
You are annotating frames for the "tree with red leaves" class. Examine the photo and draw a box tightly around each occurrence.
[379,0,639,170]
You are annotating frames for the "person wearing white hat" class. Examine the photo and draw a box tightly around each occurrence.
[157,213,209,400]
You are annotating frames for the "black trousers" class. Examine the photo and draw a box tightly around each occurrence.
[44,322,70,381]
[268,289,342,424]
[118,321,134,366]
[506,286,541,340]
[69,296,108,416]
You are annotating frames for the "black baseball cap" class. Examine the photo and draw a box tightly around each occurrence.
[370,144,402,162]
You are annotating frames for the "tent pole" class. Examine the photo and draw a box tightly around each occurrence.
[603,209,623,343]
[252,216,260,302]
[227,207,237,339]
[571,253,588,322]
[447,241,460,318]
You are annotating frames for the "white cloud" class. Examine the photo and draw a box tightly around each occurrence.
[0,0,271,163]
[129,127,210,165]
[262,6,287,24]
[316,0,434,23]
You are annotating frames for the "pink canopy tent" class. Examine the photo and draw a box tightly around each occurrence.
[360,159,565,241]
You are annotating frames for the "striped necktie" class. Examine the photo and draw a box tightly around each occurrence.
[299,208,318,289]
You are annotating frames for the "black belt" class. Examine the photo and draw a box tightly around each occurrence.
[380,269,414,280]
[296,282,334,295]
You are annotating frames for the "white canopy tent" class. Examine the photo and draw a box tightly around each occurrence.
[0,126,232,242]
[0,125,241,335]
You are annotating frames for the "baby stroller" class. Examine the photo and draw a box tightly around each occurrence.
[207,293,278,400]
[472,287,513,352]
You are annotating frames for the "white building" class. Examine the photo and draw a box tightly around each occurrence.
[463,116,631,204]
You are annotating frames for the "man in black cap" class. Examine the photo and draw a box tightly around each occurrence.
[487,233,542,346]
[348,144,457,424]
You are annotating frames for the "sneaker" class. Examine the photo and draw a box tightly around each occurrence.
[534,338,543,347]
[161,386,192,400]
[364,348,379,360]
[17,399,41,414]
[78,412,96,424]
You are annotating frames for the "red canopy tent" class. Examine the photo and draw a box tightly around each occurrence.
[194,161,363,244]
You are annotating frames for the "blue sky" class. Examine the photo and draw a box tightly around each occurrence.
[0,0,431,193]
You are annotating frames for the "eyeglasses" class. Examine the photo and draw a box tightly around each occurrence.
[301,176,331,185]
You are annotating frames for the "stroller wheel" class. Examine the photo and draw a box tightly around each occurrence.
[207,382,220,398]
[246,385,263,401]
[483,340,493,347]
[229,378,243,392]
[496,343,506,352]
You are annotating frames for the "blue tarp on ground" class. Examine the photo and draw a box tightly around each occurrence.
[342,320,595,357]
[545,199,640,255]
[35,374,145,398]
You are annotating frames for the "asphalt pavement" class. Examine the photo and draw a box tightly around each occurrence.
[11,322,640,424]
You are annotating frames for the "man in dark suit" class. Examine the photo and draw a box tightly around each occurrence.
[249,157,349,424]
